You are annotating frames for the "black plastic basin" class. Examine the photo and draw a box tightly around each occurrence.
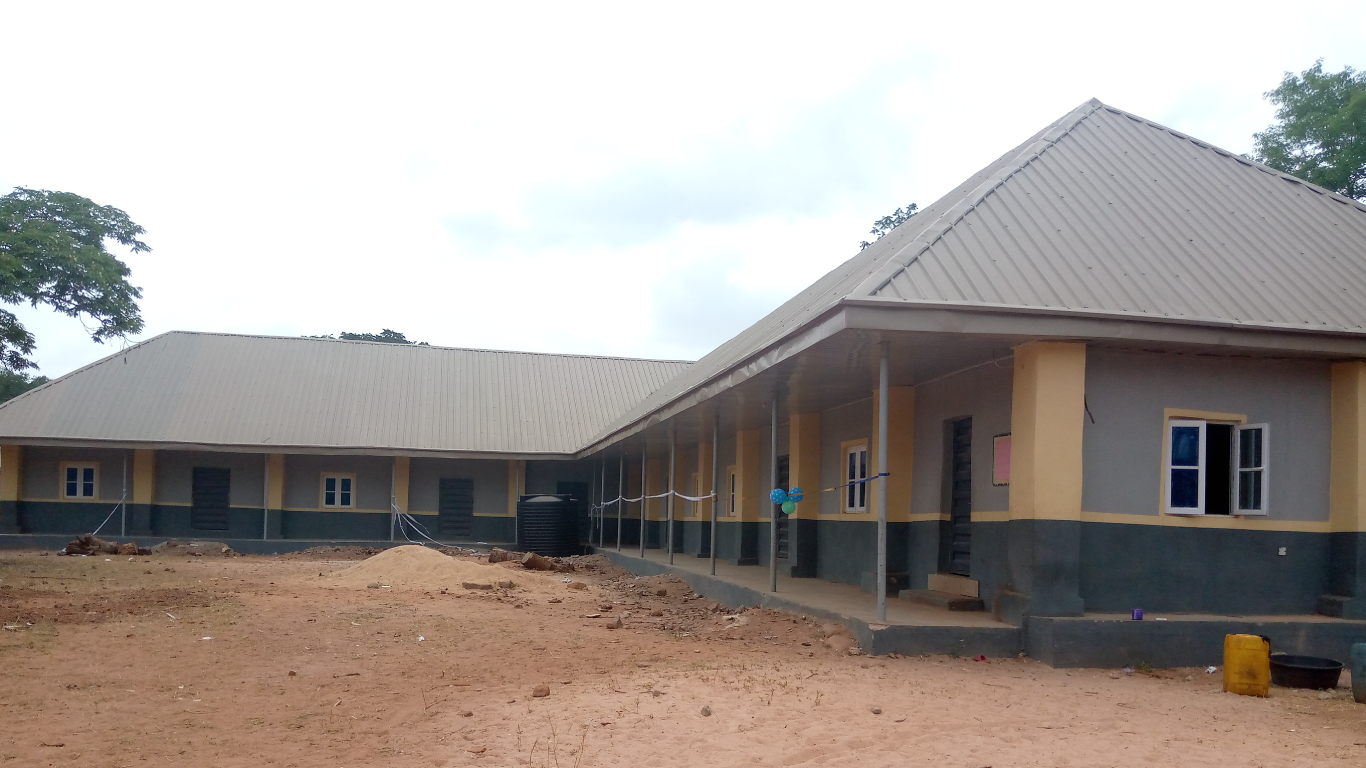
[1269,654,1343,690]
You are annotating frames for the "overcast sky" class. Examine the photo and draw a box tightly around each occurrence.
[4,2,1364,377]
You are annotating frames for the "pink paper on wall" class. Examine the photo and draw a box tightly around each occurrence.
[993,434,1011,485]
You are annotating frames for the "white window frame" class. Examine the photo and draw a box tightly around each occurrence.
[61,462,98,499]
[1234,423,1270,516]
[320,473,356,508]
[845,444,868,513]
[1166,419,1205,515]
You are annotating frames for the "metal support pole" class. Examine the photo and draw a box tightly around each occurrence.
[599,456,607,548]
[588,462,597,549]
[710,409,719,576]
[390,458,397,542]
[667,425,677,565]
[616,451,624,551]
[639,443,648,558]
[877,340,890,623]
[769,397,778,593]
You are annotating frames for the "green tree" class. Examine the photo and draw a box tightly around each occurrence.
[311,329,428,345]
[0,187,149,372]
[0,370,48,403]
[859,203,919,250]
[1253,60,1366,200]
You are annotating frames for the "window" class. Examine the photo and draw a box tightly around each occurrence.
[1166,419,1268,516]
[62,463,97,499]
[728,468,737,517]
[321,474,355,508]
[845,444,868,512]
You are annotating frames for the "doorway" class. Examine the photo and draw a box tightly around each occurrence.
[438,478,474,537]
[191,467,231,531]
[948,418,972,576]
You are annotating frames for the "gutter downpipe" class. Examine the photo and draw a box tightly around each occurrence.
[667,424,676,565]
[769,397,778,593]
[877,340,889,623]
[710,409,719,576]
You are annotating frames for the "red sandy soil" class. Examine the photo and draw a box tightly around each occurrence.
[0,546,1363,767]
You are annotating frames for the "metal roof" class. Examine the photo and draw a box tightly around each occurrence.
[586,98,1366,449]
[0,332,691,457]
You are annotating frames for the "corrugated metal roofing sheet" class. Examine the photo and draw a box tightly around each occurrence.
[588,98,1366,446]
[0,332,691,456]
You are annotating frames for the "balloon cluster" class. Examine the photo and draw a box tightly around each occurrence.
[769,487,804,514]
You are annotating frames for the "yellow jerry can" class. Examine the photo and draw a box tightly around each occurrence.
[1223,634,1270,697]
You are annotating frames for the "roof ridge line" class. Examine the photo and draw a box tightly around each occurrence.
[124,330,696,365]
[845,97,1107,300]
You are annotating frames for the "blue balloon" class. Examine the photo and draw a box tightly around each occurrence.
[769,488,787,504]
[787,487,804,503]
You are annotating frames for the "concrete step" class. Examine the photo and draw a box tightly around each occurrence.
[898,588,986,612]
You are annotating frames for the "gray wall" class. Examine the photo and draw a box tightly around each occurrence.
[157,450,266,507]
[409,457,507,515]
[284,454,393,511]
[22,446,130,501]
[1082,348,1332,521]
[818,397,873,516]
[911,362,1013,516]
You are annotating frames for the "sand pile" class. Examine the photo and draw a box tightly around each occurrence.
[322,545,559,592]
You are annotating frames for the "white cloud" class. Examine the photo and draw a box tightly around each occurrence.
[3,0,1363,376]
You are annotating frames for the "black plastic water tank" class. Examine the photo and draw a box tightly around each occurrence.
[516,494,579,557]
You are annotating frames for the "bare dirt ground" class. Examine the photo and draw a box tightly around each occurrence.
[1,545,1363,768]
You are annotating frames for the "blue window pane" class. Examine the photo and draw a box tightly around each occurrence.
[1238,470,1262,510]
[341,478,351,493]
[65,466,78,498]
[1171,427,1200,467]
[1171,468,1199,508]
[1239,429,1263,469]
[325,477,336,506]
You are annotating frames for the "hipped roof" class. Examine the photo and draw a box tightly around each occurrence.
[0,332,690,457]
[587,98,1366,447]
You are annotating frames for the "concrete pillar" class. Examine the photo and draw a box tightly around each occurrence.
[128,449,155,535]
[0,445,22,533]
[1327,362,1366,618]
[1002,341,1087,622]
[696,437,715,558]
[733,428,761,564]
[786,411,821,577]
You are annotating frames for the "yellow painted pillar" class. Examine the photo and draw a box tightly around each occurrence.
[1331,361,1366,534]
[506,459,525,516]
[132,450,156,505]
[645,457,662,521]
[1329,362,1366,614]
[869,387,915,521]
[734,429,761,522]
[788,412,821,519]
[1009,342,1086,522]
[0,445,22,533]
[697,439,715,521]
[393,456,410,515]
[1002,340,1087,619]
[267,454,285,511]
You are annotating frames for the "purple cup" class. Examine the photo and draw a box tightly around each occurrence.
[1132,608,1144,620]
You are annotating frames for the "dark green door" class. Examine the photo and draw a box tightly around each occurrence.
[438,478,474,537]
[775,455,790,560]
[191,467,231,531]
[949,418,972,576]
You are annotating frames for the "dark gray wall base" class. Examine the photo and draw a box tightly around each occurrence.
[593,547,1021,658]
[1328,532,1366,601]
[126,503,153,536]
[472,516,515,545]
[1029,615,1366,668]
[0,500,18,534]
[1319,594,1366,620]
